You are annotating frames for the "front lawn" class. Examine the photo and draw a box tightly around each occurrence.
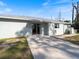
[0,37,33,59]
[65,35,79,45]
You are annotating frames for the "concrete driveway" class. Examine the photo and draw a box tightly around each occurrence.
[27,35,79,59]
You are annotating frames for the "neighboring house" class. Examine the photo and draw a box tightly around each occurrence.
[0,15,75,38]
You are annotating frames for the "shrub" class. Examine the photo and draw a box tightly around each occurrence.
[64,29,71,34]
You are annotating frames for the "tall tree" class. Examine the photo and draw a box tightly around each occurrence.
[72,2,79,30]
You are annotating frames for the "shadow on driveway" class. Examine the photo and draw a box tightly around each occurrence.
[28,35,79,59]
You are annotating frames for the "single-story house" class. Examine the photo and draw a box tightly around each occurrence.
[0,15,75,38]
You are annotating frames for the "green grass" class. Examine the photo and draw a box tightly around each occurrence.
[0,37,33,59]
[65,35,79,45]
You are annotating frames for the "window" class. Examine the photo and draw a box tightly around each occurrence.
[67,25,71,28]
[54,23,59,28]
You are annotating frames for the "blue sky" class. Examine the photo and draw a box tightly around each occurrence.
[0,0,79,20]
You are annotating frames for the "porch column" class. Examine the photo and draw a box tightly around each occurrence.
[41,24,44,36]
[49,23,54,36]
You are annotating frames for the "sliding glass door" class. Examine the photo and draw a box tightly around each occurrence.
[32,24,40,34]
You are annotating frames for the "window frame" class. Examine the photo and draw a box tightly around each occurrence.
[54,23,59,28]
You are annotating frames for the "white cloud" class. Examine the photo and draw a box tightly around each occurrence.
[0,1,12,14]
[42,2,49,6]
[53,0,71,5]
[42,0,51,6]
[0,1,6,6]
[5,8,12,12]
[43,0,72,7]
[43,0,79,6]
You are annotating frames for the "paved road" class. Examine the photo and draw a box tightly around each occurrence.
[27,35,79,59]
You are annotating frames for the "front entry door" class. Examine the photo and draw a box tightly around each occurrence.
[32,24,40,34]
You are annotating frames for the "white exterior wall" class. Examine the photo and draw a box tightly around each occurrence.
[63,24,68,33]
[48,23,54,36]
[71,27,76,34]
[48,23,75,36]
[40,23,48,36]
[0,20,75,38]
[0,21,32,38]
[55,24,64,35]
[49,23,64,36]
[63,25,75,34]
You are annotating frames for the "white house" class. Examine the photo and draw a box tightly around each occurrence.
[0,15,75,38]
